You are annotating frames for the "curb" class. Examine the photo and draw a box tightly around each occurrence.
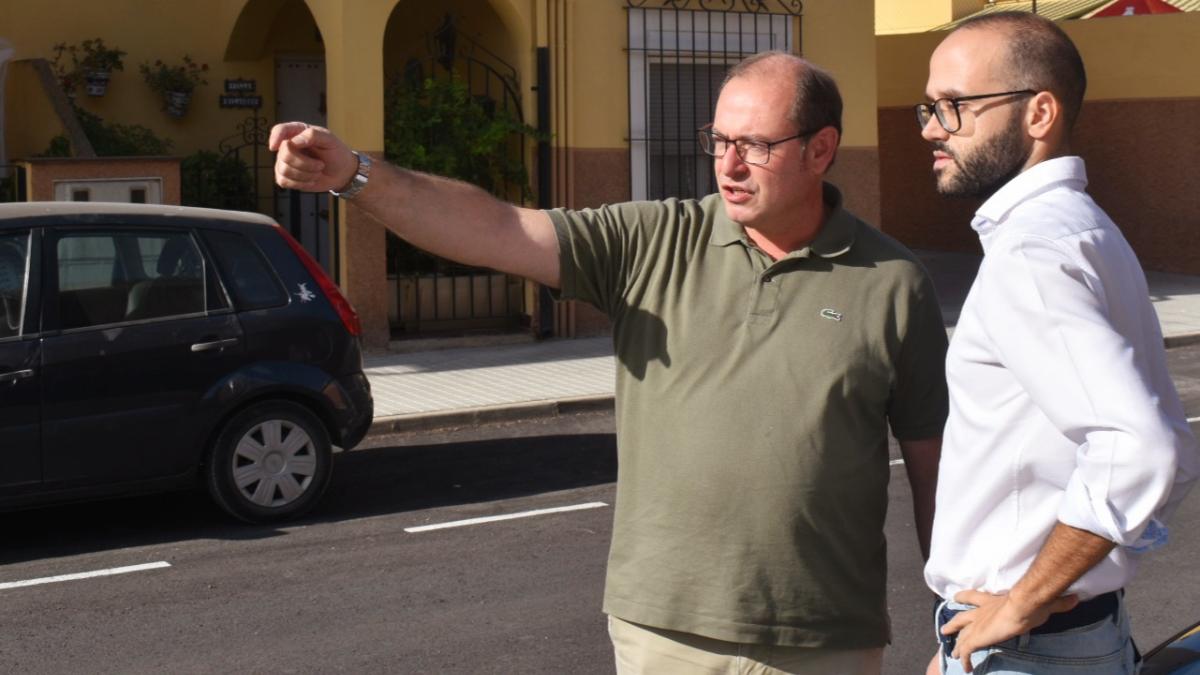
[366,394,616,438]
[1165,332,1200,350]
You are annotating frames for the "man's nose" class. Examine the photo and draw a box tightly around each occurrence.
[717,147,747,176]
[920,115,948,143]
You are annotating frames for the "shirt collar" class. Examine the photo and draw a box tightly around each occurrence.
[711,182,857,259]
[971,156,1088,236]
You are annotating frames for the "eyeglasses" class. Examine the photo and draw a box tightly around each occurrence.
[697,124,817,166]
[914,89,1036,133]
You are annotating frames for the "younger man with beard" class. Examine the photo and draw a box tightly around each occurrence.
[916,11,1199,675]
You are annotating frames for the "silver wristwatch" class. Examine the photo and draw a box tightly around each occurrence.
[330,151,371,200]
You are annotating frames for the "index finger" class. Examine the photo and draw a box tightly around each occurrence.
[942,608,974,635]
[268,121,310,151]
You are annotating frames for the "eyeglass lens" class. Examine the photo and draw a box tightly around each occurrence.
[698,131,771,165]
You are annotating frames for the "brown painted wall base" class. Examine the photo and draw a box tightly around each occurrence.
[827,146,881,227]
[342,196,390,351]
[556,147,632,337]
[878,99,1200,274]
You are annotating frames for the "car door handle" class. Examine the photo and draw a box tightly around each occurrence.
[191,338,239,353]
[0,368,34,384]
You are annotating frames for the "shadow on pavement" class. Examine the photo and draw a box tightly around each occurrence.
[318,431,618,521]
[0,431,617,567]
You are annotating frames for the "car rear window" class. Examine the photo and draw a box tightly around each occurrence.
[56,230,212,330]
[201,229,287,310]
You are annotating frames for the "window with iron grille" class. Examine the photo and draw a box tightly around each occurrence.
[628,5,795,201]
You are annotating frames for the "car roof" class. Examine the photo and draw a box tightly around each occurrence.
[0,201,279,227]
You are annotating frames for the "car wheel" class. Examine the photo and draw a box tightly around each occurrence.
[206,401,332,523]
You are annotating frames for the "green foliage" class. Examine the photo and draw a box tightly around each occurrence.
[181,151,256,212]
[41,136,73,157]
[40,106,173,157]
[139,55,209,96]
[384,76,543,201]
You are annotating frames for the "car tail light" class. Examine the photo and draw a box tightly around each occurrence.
[273,224,362,337]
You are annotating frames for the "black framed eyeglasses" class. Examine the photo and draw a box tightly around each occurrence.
[914,89,1036,133]
[697,124,817,166]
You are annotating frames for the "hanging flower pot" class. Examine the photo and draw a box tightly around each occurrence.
[52,38,125,99]
[165,90,192,118]
[84,69,111,96]
[140,55,208,118]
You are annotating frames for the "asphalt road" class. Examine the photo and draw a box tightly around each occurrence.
[2,345,1198,674]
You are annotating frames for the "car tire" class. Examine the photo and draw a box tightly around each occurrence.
[206,401,332,523]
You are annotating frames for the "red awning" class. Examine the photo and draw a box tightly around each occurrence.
[1092,0,1183,16]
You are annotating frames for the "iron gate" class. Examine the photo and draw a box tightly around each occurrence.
[206,114,339,280]
[385,16,529,337]
[626,0,802,201]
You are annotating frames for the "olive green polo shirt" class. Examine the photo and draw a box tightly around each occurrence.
[548,185,948,649]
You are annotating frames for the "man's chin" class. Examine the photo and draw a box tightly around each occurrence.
[934,174,975,199]
[721,201,756,226]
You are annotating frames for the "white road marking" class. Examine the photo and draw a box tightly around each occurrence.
[1188,416,1199,424]
[406,502,609,533]
[0,561,171,591]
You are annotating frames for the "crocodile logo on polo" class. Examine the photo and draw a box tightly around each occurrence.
[820,308,843,322]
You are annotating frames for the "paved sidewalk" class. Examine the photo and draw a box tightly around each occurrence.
[365,250,1200,436]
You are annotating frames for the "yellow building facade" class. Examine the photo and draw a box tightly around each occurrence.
[1,0,882,348]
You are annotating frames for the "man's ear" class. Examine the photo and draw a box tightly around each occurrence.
[808,126,840,174]
[1026,91,1060,140]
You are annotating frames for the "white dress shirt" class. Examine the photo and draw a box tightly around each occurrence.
[925,156,1200,601]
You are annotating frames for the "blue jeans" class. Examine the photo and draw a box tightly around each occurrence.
[934,598,1139,674]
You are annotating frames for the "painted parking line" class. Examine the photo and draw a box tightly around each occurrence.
[0,561,171,591]
[405,502,609,533]
[1188,416,1199,424]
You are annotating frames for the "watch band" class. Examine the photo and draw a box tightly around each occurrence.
[330,151,371,200]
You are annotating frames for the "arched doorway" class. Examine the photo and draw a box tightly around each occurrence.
[222,0,337,277]
[382,3,531,338]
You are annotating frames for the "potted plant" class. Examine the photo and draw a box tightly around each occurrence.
[139,55,208,117]
[52,39,126,97]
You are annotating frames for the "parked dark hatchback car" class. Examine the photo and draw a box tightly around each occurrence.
[1144,619,1200,674]
[0,202,372,523]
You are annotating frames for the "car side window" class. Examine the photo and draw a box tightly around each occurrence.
[0,231,30,339]
[200,229,287,310]
[57,230,209,330]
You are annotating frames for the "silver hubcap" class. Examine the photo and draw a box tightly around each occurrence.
[232,419,317,507]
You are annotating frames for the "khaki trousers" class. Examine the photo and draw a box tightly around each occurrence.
[609,615,884,675]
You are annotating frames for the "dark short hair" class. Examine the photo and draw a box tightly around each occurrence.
[721,51,843,139]
[952,11,1087,129]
